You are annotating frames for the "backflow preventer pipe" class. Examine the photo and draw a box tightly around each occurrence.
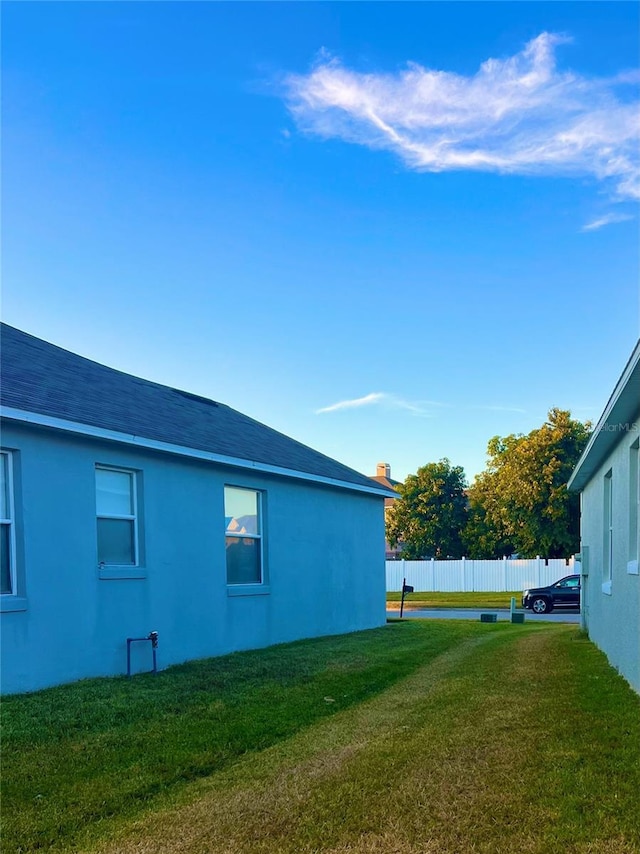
[126,631,159,677]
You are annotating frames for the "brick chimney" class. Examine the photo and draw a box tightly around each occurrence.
[376,462,391,479]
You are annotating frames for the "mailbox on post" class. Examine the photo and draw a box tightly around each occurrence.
[400,580,414,618]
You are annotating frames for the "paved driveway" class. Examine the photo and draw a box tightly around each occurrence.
[387,608,580,624]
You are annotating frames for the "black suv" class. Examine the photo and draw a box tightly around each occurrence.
[522,575,581,614]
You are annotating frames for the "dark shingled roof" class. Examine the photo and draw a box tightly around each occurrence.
[369,474,401,489]
[1,324,392,494]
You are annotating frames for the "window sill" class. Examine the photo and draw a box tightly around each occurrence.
[601,580,612,596]
[1,596,28,613]
[627,559,639,576]
[99,567,147,581]
[227,584,271,597]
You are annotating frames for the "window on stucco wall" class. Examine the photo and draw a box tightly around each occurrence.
[629,439,639,574]
[0,450,16,596]
[224,486,263,585]
[603,469,613,590]
[96,466,139,566]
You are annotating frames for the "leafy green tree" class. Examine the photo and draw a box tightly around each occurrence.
[465,408,591,558]
[386,459,468,559]
[462,497,514,560]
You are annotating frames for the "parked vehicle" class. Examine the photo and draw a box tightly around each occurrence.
[522,575,581,614]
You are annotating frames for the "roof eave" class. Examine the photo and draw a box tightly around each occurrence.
[1,406,396,499]
[567,339,640,492]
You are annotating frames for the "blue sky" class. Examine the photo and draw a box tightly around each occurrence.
[3,2,639,484]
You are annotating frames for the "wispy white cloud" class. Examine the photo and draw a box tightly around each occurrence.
[316,392,442,416]
[582,212,634,231]
[284,33,640,200]
[316,392,386,413]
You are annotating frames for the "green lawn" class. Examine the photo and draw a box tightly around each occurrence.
[3,621,639,854]
[386,590,523,609]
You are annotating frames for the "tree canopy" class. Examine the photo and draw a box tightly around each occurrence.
[388,409,591,561]
[386,459,467,559]
[465,408,591,558]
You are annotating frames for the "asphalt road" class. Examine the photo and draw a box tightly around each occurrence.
[387,608,581,624]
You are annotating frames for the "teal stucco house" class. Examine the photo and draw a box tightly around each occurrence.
[0,324,393,694]
[568,339,640,694]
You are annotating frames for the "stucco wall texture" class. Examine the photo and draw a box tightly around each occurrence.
[579,412,640,694]
[1,423,387,694]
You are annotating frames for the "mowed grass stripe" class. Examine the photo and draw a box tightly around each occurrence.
[4,622,639,853]
[93,625,640,854]
[2,621,484,852]
[92,627,503,854]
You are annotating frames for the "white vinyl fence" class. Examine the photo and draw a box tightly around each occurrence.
[386,557,577,593]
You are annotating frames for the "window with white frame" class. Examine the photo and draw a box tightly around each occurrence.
[96,466,138,565]
[224,486,262,584]
[630,439,639,573]
[0,451,16,595]
[603,469,613,584]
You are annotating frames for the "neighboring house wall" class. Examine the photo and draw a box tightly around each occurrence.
[578,414,640,693]
[1,422,387,694]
